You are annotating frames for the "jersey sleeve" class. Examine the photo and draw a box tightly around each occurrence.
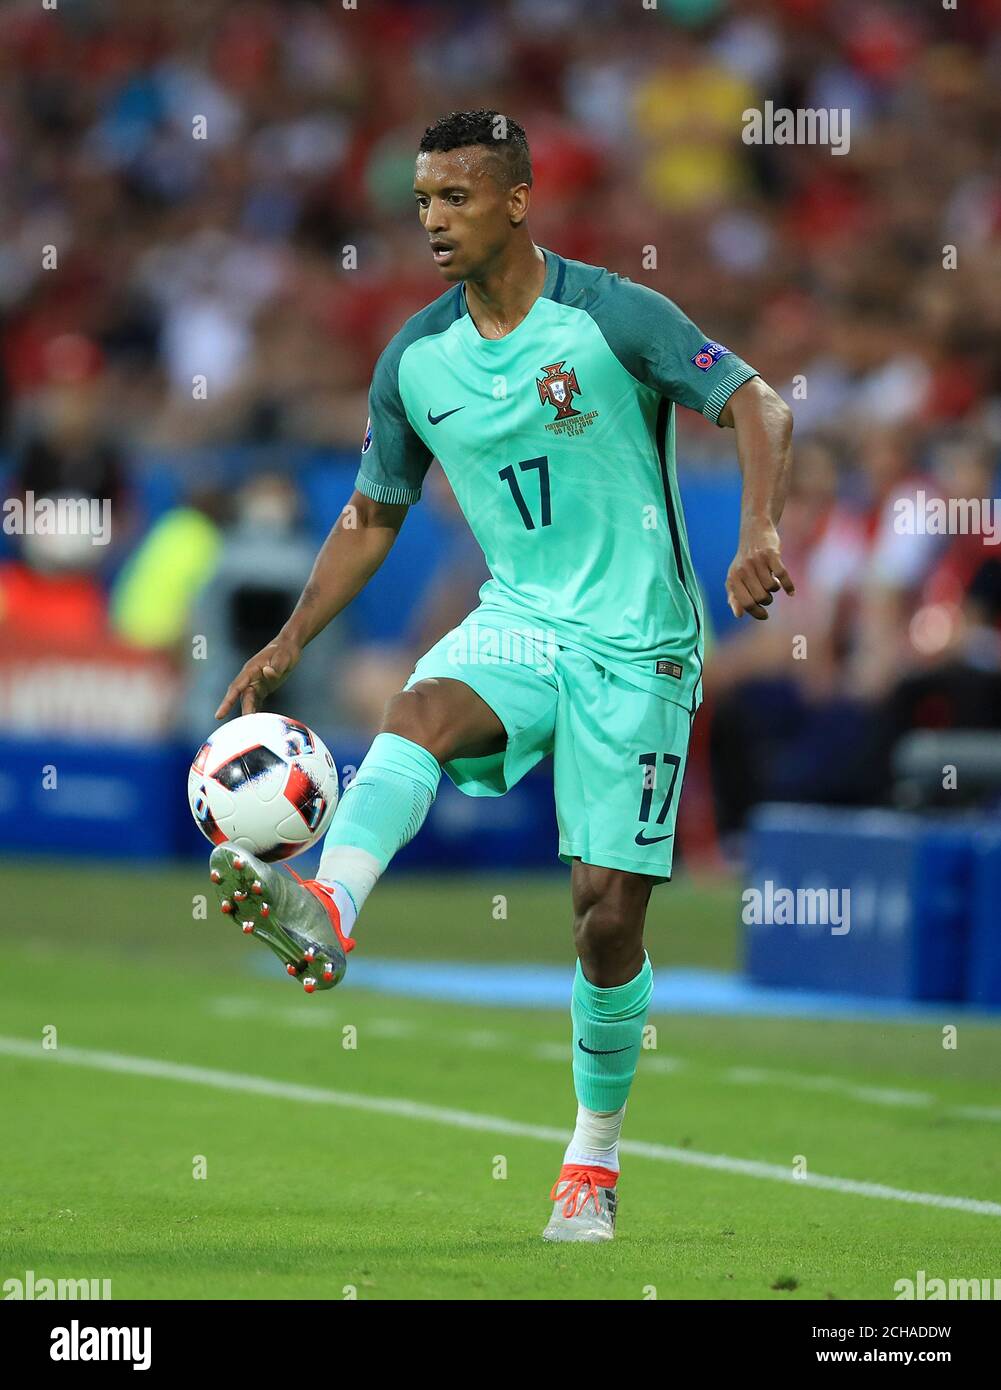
[354,343,433,505]
[595,276,759,425]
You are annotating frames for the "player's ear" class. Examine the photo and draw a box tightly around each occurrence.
[509,182,530,227]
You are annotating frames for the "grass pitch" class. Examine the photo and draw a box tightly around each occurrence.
[2,859,999,1300]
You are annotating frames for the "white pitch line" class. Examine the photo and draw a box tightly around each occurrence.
[206,1001,994,1122]
[2,1035,999,1218]
[725,1066,934,1109]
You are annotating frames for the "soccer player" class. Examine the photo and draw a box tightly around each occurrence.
[211,110,794,1242]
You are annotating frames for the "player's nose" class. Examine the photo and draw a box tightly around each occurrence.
[425,198,449,231]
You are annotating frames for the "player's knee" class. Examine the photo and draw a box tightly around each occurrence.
[381,686,457,763]
[573,898,635,955]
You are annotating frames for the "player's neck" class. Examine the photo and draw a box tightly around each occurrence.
[462,241,547,340]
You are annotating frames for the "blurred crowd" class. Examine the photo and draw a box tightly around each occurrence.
[1,0,1000,832]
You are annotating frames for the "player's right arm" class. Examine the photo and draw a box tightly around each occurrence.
[215,491,409,718]
[216,334,433,719]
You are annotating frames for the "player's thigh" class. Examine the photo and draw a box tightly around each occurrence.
[554,653,693,883]
[400,616,558,792]
[383,676,506,762]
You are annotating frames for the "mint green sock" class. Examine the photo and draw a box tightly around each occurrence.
[571,953,653,1113]
[319,732,441,872]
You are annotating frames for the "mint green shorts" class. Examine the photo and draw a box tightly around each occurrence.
[404,615,694,881]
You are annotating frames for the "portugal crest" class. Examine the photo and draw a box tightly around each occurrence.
[537,361,581,420]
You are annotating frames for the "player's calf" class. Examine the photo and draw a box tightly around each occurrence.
[543,866,655,1242]
[571,863,651,986]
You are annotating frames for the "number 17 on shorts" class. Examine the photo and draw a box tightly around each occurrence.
[553,653,693,882]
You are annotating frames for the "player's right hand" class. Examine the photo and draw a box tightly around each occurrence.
[215,637,303,719]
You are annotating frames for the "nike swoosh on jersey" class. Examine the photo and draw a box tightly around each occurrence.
[427,406,465,425]
[634,830,674,846]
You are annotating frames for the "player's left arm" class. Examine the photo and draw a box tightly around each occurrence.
[590,275,795,620]
[718,376,796,621]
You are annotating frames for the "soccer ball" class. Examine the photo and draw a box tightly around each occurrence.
[187,713,338,860]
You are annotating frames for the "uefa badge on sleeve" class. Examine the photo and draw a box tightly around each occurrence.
[362,417,372,453]
[691,342,732,372]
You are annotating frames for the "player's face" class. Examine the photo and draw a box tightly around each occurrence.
[414,148,521,281]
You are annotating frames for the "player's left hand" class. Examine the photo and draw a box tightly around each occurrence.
[725,522,795,620]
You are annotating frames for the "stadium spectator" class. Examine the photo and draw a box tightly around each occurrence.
[110,484,226,651]
[181,471,350,738]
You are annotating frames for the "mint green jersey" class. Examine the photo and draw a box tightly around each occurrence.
[356,247,757,711]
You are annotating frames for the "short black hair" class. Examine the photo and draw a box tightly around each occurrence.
[418,110,532,188]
